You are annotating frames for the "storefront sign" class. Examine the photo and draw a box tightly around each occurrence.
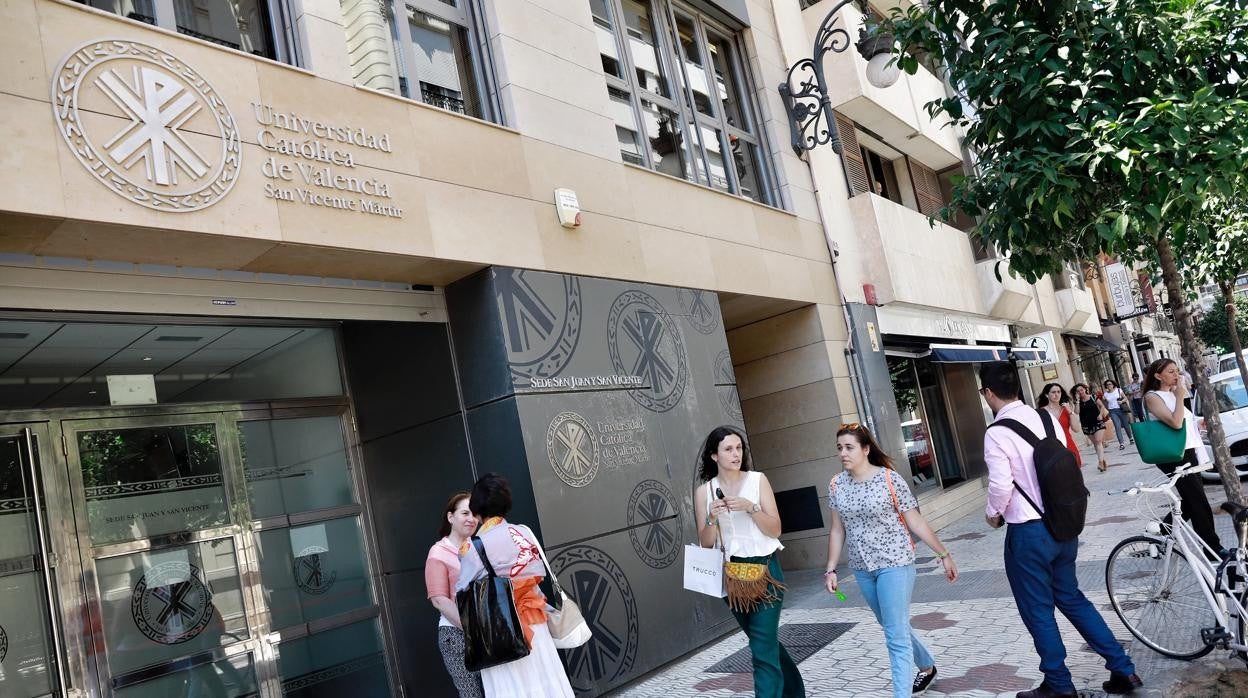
[526,375,644,390]
[1018,331,1057,367]
[876,306,1010,343]
[1105,263,1136,317]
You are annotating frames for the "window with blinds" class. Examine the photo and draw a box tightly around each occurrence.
[907,159,944,217]
[392,0,496,121]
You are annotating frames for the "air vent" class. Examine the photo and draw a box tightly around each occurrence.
[155,335,204,342]
[0,332,30,339]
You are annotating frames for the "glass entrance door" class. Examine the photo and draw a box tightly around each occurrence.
[0,425,65,698]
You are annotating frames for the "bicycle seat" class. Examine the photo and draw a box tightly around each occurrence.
[1219,501,1248,525]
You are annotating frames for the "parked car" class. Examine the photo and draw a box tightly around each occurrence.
[1217,351,1248,374]
[1193,369,1248,481]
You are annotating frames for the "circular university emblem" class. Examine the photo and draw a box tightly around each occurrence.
[51,39,241,212]
[607,291,688,413]
[495,269,583,383]
[550,545,639,690]
[131,561,215,645]
[0,623,7,663]
[678,289,719,335]
[626,479,680,569]
[546,412,600,487]
[293,552,338,596]
[714,349,743,421]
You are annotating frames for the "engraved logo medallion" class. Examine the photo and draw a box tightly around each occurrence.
[550,546,639,691]
[496,269,583,383]
[546,412,600,487]
[131,561,215,645]
[626,479,679,568]
[607,291,688,412]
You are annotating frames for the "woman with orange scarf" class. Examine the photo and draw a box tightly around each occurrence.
[455,474,574,698]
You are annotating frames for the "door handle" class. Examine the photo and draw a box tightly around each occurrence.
[21,427,69,696]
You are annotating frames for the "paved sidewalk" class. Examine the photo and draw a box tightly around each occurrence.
[612,441,1248,697]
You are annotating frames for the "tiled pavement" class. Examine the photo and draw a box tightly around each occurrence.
[611,440,1248,697]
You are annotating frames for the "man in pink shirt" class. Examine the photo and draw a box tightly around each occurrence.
[979,363,1142,697]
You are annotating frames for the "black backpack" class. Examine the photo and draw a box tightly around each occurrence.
[990,409,1089,541]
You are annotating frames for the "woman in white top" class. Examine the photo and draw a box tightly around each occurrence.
[1142,358,1222,555]
[694,426,804,698]
[1101,379,1134,450]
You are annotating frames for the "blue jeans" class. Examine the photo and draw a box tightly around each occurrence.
[1108,407,1133,444]
[1004,521,1135,692]
[853,564,935,698]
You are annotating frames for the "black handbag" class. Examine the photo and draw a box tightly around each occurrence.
[456,536,530,672]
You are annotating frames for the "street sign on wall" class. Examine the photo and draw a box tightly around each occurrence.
[1105,263,1136,318]
[1019,331,1058,367]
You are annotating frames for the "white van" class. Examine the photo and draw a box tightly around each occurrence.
[1194,369,1248,481]
[1218,351,1248,374]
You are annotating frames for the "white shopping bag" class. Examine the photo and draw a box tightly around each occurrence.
[683,544,725,598]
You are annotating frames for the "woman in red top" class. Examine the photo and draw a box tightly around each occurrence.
[1037,382,1082,467]
[425,492,484,697]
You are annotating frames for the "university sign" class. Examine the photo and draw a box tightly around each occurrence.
[51,39,402,218]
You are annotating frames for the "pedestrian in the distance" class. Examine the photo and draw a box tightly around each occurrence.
[1102,380,1134,451]
[694,426,804,698]
[1072,383,1110,471]
[425,492,485,697]
[980,362,1143,697]
[1036,383,1081,467]
[1125,373,1145,422]
[1141,358,1223,557]
[825,422,957,697]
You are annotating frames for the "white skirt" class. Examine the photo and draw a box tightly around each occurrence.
[481,623,575,698]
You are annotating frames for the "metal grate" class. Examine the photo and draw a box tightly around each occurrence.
[705,622,855,673]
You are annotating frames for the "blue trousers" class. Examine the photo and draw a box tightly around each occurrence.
[1108,408,1133,445]
[1004,521,1135,692]
[728,553,805,698]
[853,564,935,698]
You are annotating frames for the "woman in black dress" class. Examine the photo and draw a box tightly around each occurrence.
[1072,383,1110,471]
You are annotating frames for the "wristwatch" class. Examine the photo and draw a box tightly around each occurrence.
[750,503,762,514]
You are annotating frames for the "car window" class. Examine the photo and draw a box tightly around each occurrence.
[1211,375,1248,413]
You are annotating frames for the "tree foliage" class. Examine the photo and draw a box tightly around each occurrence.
[1197,293,1248,354]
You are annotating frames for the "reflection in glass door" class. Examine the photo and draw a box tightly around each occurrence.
[0,425,64,698]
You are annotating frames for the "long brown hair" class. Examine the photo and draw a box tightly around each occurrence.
[836,422,894,470]
[1142,358,1177,394]
[436,491,471,539]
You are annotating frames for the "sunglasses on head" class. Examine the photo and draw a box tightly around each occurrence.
[838,422,861,432]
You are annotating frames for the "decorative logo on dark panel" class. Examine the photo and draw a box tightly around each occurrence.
[131,561,214,645]
[294,552,337,595]
[627,480,679,568]
[679,289,718,334]
[547,412,600,487]
[607,291,688,412]
[0,623,7,663]
[715,350,743,421]
[551,546,638,690]
[496,269,582,382]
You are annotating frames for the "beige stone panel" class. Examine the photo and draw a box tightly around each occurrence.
[777,534,832,571]
[748,416,838,471]
[798,218,831,261]
[726,305,820,364]
[537,210,643,281]
[241,244,483,285]
[736,341,834,401]
[0,213,63,252]
[744,25,783,63]
[426,180,545,269]
[37,3,263,122]
[296,14,354,85]
[273,166,431,256]
[407,106,530,199]
[36,221,277,268]
[636,224,715,291]
[625,167,761,248]
[490,0,597,65]
[3,0,50,100]
[0,94,68,219]
[55,112,283,241]
[507,87,618,161]
[252,62,419,175]
[297,0,343,23]
[521,138,634,221]
[742,377,842,435]
[833,375,858,417]
[816,304,849,344]
[492,34,609,118]
[709,239,771,298]
[752,205,809,259]
[764,251,815,301]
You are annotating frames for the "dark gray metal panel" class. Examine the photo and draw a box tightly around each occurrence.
[341,321,461,436]
[382,569,455,697]
[447,268,515,409]
[846,303,909,481]
[941,363,989,480]
[463,396,542,539]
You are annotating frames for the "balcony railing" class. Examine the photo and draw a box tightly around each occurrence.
[421,87,466,115]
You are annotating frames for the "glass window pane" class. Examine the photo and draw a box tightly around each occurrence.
[621,0,669,97]
[95,539,249,676]
[589,0,624,79]
[78,423,229,545]
[173,0,275,58]
[257,517,375,630]
[707,30,747,130]
[731,137,765,202]
[641,99,693,181]
[276,619,391,697]
[115,654,258,698]
[240,417,355,519]
[607,87,645,165]
[698,124,731,191]
[82,0,155,23]
[674,13,713,116]
[408,11,483,118]
[887,356,938,495]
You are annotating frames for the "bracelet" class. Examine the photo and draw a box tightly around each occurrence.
[823,569,838,576]
[935,551,950,559]
[705,515,716,527]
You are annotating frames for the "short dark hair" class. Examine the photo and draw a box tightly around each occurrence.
[698,426,751,482]
[978,361,1020,400]
[469,473,512,518]
[1104,379,1118,389]
[1036,382,1069,408]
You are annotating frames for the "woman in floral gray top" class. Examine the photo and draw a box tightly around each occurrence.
[825,423,958,697]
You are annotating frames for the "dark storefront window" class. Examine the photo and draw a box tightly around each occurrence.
[888,355,967,493]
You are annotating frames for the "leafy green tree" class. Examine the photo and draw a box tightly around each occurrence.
[882,0,1248,499]
[1197,294,1248,355]
[1185,196,1248,392]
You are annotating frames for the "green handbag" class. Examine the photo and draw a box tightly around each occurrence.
[1131,419,1187,464]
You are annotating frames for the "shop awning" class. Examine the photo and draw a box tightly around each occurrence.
[1070,335,1123,353]
[926,344,1048,363]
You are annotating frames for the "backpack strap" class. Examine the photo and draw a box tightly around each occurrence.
[987,411,1049,518]
[883,470,915,549]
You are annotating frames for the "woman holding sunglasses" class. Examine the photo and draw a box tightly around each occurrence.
[825,423,958,697]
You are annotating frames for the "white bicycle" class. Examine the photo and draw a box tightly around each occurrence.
[1104,461,1248,662]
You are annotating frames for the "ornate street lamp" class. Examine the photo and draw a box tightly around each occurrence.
[780,0,900,189]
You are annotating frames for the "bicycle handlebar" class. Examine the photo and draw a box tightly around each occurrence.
[1111,461,1213,497]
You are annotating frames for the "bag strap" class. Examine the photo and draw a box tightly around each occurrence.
[531,535,566,611]
[987,415,1047,519]
[883,470,915,550]
[470,536,496,579]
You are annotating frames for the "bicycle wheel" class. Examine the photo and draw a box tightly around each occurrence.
[1106,535,1216,659]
